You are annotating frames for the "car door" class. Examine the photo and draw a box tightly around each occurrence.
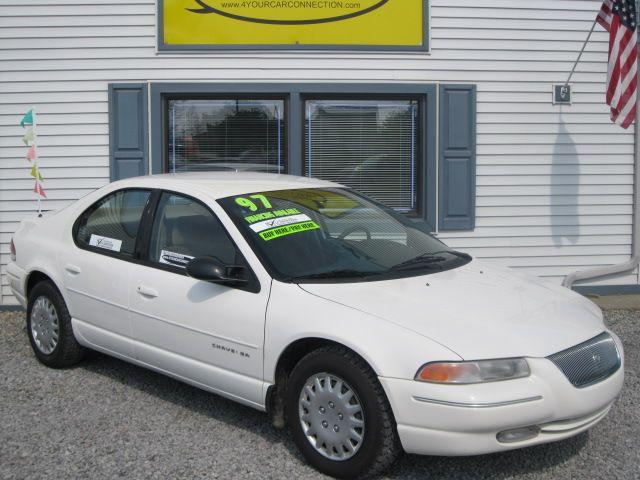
[59,188,152,358]
[128,191,270,407]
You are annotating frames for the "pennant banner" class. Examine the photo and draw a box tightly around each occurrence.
[20,107,46,208]
[22,127,36,146]
[20,108,34,128]
[26,145,36,161]
[30,165,43,181]
[34,180,46,198]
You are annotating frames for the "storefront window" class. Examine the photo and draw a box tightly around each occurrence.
[167,99,285,173]
[304,99,419,213]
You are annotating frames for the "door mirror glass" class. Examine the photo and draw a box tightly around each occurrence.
[186,256,247,285]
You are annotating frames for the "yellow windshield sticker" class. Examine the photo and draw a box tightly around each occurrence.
[267,189,359,219]
[259,221,320,241]
[235,194,273,212]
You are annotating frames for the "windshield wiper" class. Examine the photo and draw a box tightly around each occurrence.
[293,269,381,281]
[390,250,471,272]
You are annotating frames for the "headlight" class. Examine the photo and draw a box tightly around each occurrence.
[415,358,530,384]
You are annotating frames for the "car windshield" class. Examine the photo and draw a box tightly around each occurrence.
[218,188,471,282]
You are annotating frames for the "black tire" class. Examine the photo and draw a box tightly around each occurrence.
[26,280,85,368]
[286,345,402,479]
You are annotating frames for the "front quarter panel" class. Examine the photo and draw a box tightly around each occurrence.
[264,280,462,384]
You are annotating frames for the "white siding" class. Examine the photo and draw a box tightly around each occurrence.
[0,0,637,304]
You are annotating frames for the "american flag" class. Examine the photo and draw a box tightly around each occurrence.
[597,0,638,129]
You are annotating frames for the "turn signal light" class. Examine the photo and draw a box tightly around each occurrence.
[10,238,16,262]
[417,362,479,383]
[415,359,530,384]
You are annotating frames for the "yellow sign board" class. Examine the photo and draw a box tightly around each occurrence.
[160,0,427,51]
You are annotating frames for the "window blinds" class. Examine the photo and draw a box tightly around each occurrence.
[168,99,284,173]
[305,100,419,212]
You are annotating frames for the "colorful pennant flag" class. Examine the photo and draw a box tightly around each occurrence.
[30,165,43,181]
[33,180,46,198]
[19,107,46,208]
[20,109,34,128]
[22,127,36,146]
[26,145,36,161]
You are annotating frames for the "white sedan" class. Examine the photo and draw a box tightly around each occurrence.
[7,172,623,479]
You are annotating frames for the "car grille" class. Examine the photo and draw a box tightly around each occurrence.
[548,332,621,388]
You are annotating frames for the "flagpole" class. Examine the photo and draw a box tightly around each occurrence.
[562,6,639,288]
[565,16,599,86]
[33,107,42,218]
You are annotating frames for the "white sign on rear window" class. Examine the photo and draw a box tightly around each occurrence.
[89,234,122,252]
[249,214,313,233]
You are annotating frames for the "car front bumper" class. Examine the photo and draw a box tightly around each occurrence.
[379,332,624,456]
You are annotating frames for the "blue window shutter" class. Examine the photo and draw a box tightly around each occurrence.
[438,84,476,231]
[108,83,149,181]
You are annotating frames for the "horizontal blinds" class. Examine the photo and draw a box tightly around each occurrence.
[304,100,418,212]
[168,99,284,173]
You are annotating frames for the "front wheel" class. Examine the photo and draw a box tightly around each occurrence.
[286,346,402,479]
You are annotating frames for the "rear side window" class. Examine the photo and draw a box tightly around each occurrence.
[148,192,237,269]
[75,189,151,257]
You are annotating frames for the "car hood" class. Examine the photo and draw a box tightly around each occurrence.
[298,259,605,360]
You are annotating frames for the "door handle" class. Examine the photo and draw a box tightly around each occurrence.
[136,285,159,298]
[65,264,81,275]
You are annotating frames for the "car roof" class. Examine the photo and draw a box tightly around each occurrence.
[111,172,343,199]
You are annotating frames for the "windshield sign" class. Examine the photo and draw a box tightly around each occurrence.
[219,188,471,282]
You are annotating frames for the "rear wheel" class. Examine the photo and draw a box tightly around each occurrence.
[286,345,402,479]
[26,280,85,368]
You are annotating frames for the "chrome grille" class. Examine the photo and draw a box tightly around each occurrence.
[548,332,620,388]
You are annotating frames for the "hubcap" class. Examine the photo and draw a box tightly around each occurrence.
[298,373,365,461]
[30,296,59,355]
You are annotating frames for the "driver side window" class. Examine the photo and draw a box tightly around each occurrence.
[149,192,237,269]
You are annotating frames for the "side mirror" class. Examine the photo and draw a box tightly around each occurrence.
[186,256,247,285]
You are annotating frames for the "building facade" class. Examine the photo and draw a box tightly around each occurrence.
[1,0,638,305]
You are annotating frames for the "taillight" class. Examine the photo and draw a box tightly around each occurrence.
[10,238,16,262]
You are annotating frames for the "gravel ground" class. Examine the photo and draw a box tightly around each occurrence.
[1,309,638,480]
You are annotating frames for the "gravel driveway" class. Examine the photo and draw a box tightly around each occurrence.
[1,309,638,480]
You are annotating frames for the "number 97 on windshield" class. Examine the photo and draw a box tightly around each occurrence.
[235,194,272,212]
